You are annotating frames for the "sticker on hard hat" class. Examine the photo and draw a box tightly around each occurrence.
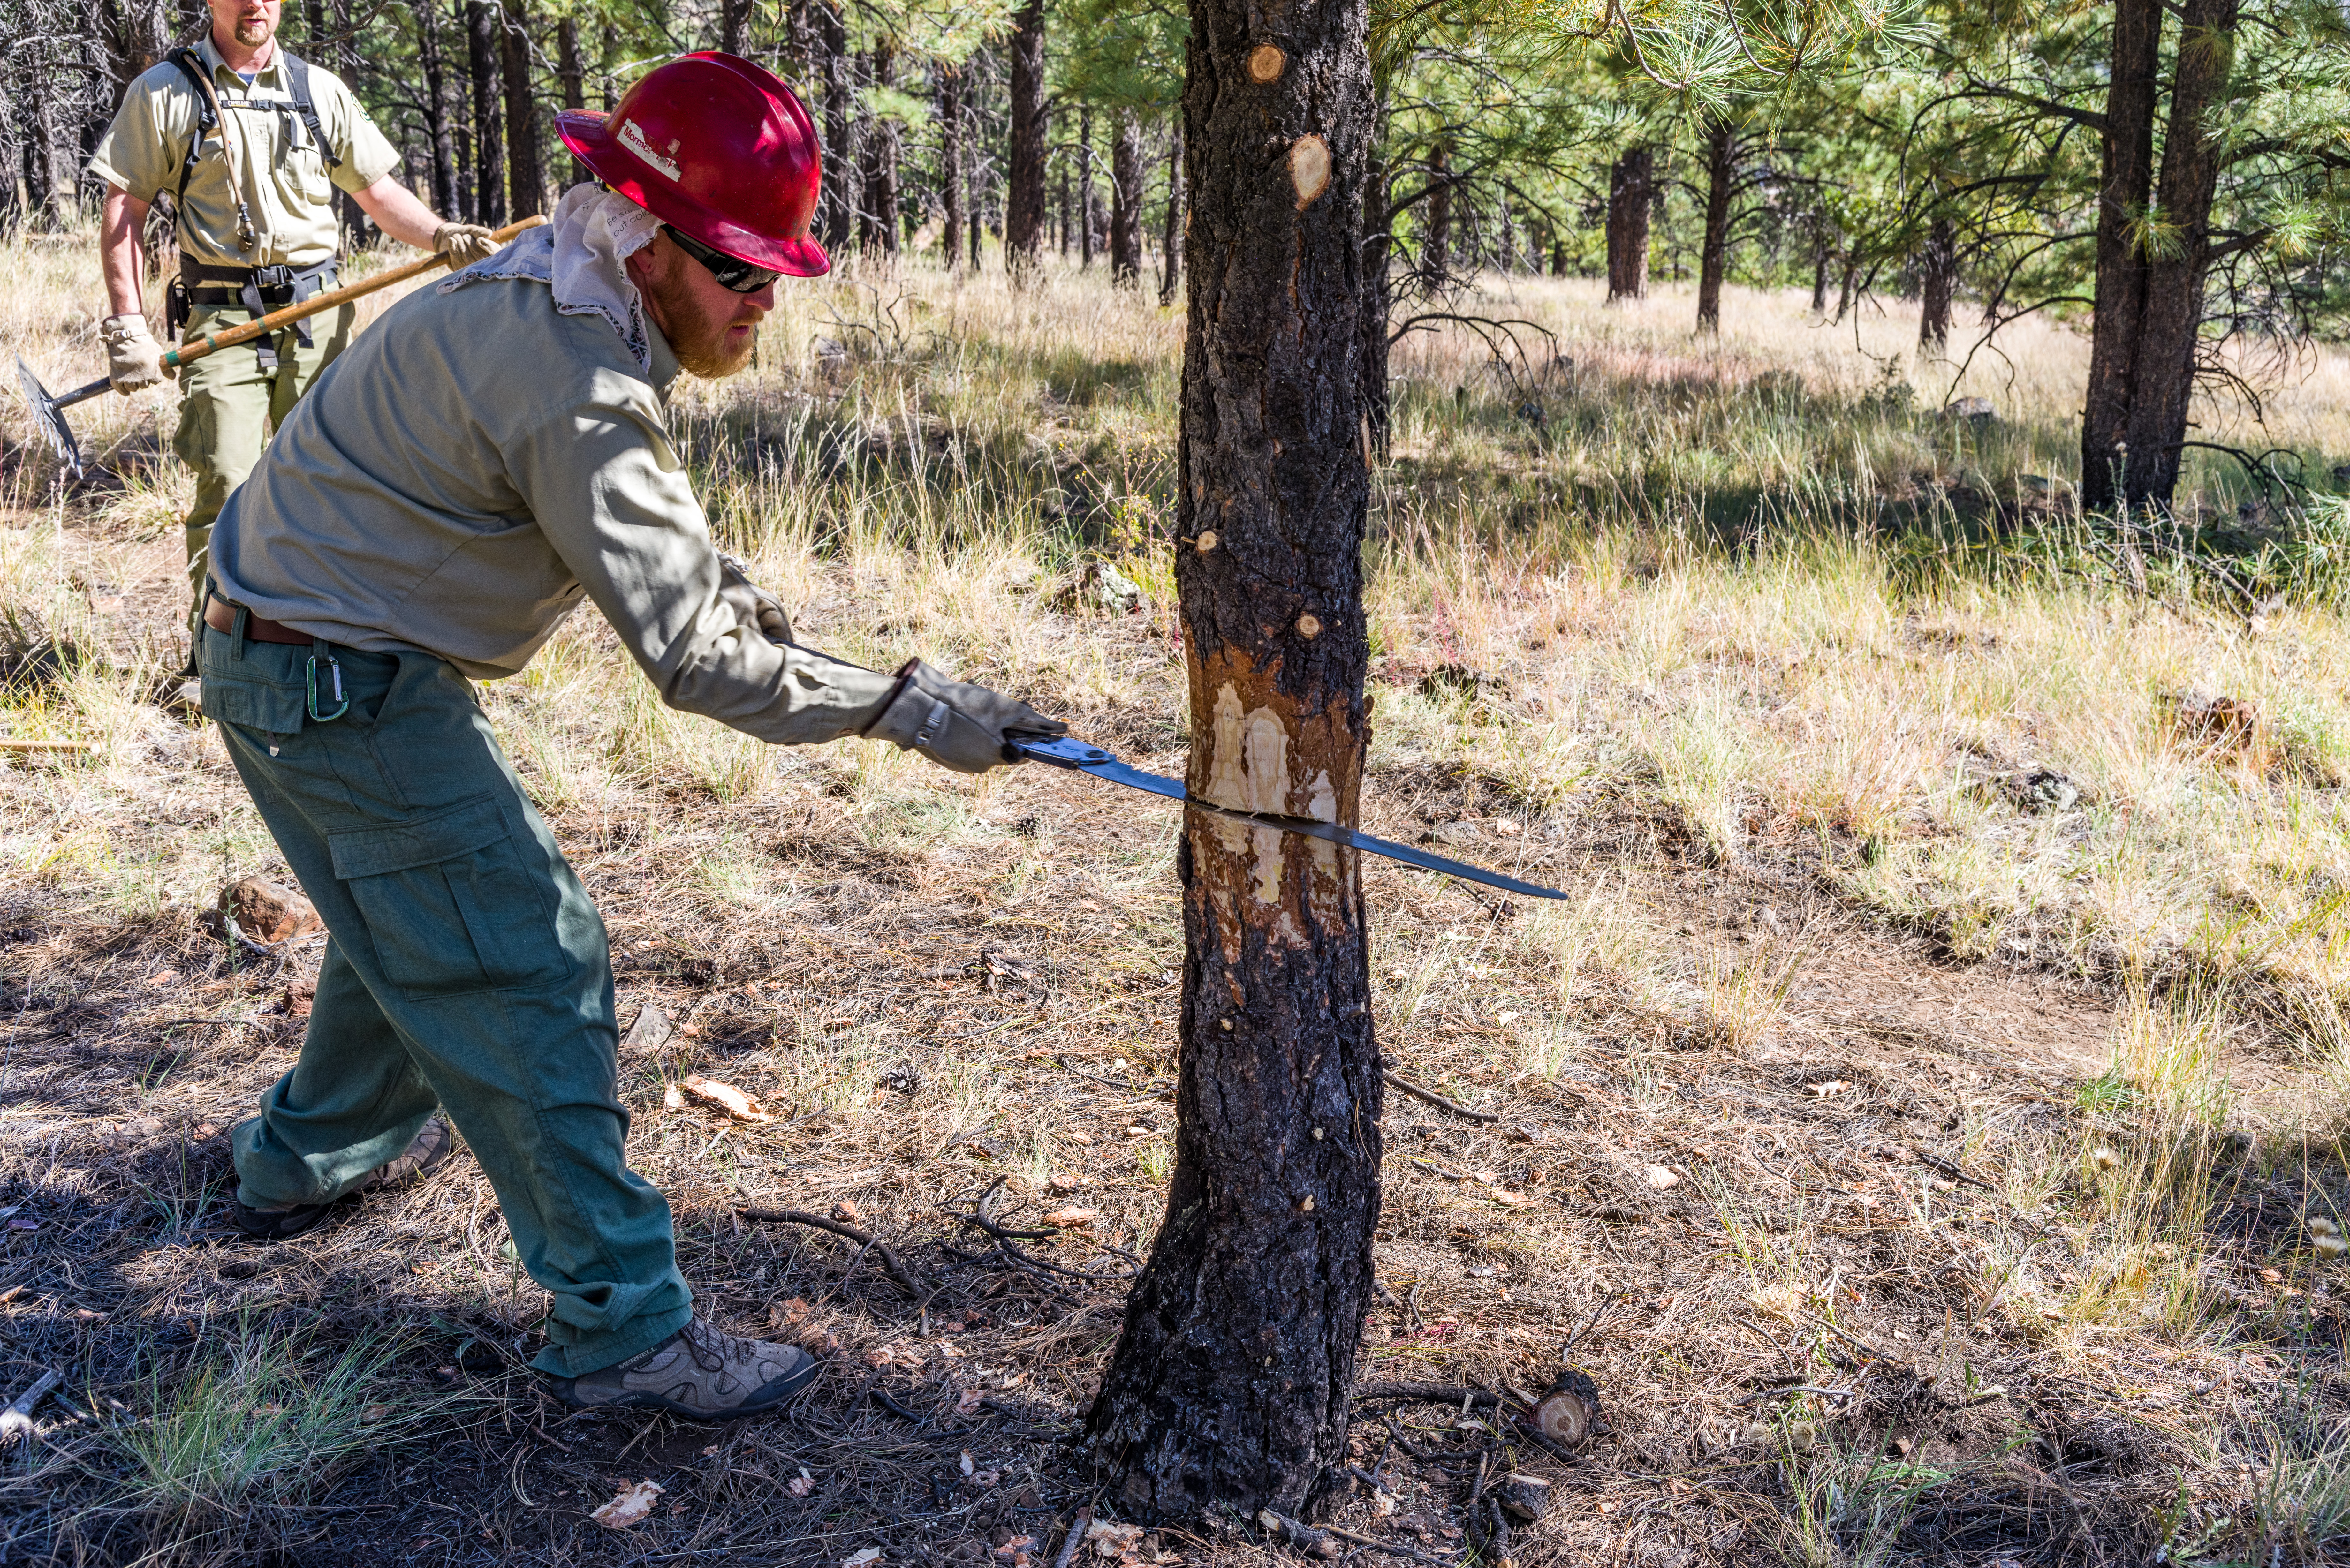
[618,117,683,181]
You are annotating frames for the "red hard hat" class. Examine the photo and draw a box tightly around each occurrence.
[557,51,828,278]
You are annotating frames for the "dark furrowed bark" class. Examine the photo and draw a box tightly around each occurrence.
[1083,0,1380,1524]
[1004,0,1046,273]
[1418,139,1449,286]
[418,4,459,217]
[1110,110,1142,287]
[1695,118,1735,333]
[1081,107,1097,268]
[465,0,504,227]
[1158,117,1184,305]
[1604,146,1650,302]
[859,45,901,257]
[555,16,585,190]
[1918,215,1956,353]
[2121,0,2239,504]
[816,1,854,257]
[499,0,542,222]
[941,66,964,270]
[2080,0,2164,511]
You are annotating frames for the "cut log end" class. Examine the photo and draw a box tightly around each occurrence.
[1524,1368,1602,1447]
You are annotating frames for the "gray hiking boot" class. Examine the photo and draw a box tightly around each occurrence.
[228,1115,459,1241]
[546,1318,820,1420]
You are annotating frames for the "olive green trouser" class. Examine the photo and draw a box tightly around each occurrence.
[172,302,355,646]
[199,622,693,1376]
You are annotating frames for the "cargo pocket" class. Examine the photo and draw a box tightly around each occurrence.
[329,795,570,999]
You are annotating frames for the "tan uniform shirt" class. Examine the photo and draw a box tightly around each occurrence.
[88,36,399,268]
[206,230,898,744]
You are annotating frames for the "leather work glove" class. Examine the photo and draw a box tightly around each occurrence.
[433,221,502,267]
[101,315,171,395]
[861,659,1067,774]
[716,553,794,644]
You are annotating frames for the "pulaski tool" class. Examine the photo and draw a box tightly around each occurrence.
[1013,734,1569,900]
[15,213,550,480]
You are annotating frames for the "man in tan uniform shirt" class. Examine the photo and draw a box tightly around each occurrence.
[88,0,497,664]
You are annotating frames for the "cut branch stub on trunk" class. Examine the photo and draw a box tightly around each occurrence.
[1082,0,1381,1526]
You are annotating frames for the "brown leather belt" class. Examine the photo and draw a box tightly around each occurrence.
[204,595,315,647]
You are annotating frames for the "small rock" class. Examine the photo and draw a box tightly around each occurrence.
[1942,396,1995,426]
[1430,821,1482,845]
[1641,1164,1681,1190]
[219,878,322,946]
[1053,560,1143,616]
[2008,768,2078,813]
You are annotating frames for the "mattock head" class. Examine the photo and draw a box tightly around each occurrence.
[14,357,83,481]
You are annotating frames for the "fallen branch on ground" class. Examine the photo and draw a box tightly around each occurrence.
[1354,1381,1509,1408]
[735,1205,924,1296]
[1383,1070,1500,1123]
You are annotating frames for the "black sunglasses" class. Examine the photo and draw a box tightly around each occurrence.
[664,225,782,293]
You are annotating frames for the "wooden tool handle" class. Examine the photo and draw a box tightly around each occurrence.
[162,214,549,371]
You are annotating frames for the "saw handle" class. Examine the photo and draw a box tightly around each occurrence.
[160,214,548,373]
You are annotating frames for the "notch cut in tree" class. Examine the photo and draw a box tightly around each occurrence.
[1082,0,1381,1523]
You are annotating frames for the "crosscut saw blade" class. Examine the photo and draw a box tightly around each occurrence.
[1012,734,1568,900]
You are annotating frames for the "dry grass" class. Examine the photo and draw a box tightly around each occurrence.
[0,219,2346,1566]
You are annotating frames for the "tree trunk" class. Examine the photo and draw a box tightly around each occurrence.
[2119,0,2239,504]
[466,1,505,226]
[1417,141,1449,288]
[2079,0,2164,512]
[969,54,986,274]
[1496,190,1514,276]
[500,0,543,222]
[1809,239,1830,313]
[1110,110,1142,286]
[720,0,751,56]
[1833,253,1859,323]
[1082,0,1381,1524]
[417,2,460,217]
[1004,0,1046,274]
[859,46,900,257]
[1079,108,1096,268]
[0,80,20,240]
[1695,117,1736,334]
[1917,215,1956,353]
[1158,116,1183,305]
[1058,162,1071,254]
[815,1,855,256]
[940,65,964,270]
[1604,145,1650,302]
[1360,139,1390,460]
[556,15,586,189]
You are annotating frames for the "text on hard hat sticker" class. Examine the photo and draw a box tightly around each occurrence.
[619,118,684,181]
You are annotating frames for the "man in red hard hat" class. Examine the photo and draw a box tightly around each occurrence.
[196,54,1063,1421]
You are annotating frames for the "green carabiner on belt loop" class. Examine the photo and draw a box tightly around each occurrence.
[306,637,350,724]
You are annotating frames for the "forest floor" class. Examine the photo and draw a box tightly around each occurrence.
[0,232,2347,1567]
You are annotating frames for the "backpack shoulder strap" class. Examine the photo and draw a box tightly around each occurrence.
[165,48,220,207]
[277,51,342,170]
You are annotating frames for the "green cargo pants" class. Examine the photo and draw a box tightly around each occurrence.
[172,302,355,644]
[198,620,693,1376]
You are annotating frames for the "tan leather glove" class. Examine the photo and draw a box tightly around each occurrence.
[861,659,1066,774]
[100,315,170,395]
[716,553,794,644]
[433,221,502,268]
